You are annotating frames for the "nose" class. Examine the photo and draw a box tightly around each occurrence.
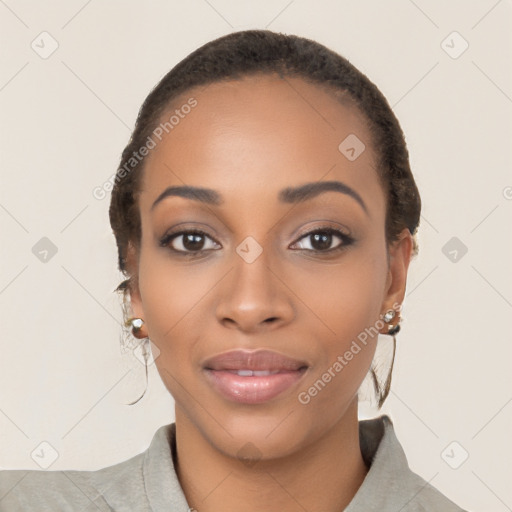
[215,246,295,333]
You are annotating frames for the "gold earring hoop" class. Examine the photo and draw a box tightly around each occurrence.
[121,316,151,406]
[116,283,151,405]
[371,307,402,408]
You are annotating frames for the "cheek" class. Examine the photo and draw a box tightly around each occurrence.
[293,248,388,395]
[137,241,214,338]
[137,247,217,390]
[294,247,388,338]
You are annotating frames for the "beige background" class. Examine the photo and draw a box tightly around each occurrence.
[1,1,511,510]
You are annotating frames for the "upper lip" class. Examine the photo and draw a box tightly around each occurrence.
[203,349,308,372]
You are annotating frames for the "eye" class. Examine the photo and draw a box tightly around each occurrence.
[290,227,354,253]
[159,226,355,257]
[160,229,221,254]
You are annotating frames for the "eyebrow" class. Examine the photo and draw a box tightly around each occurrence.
[150,180,368,215]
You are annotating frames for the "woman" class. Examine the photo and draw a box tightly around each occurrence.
[0,29,467,511]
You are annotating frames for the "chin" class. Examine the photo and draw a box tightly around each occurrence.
[189,399,334,463]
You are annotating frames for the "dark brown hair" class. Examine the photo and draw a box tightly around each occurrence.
[109,29,421,407]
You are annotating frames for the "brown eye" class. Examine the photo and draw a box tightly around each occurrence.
[160,230,221,254]
[291,228,354,253]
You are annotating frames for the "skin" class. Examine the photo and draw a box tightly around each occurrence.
[126,74,413,512]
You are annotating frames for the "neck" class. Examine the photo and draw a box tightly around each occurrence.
[173,400,368,512]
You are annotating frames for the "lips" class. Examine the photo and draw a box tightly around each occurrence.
[202,349,308,404]
[203,349,308,372]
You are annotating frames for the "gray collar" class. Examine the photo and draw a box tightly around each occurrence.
[142,415,462,511]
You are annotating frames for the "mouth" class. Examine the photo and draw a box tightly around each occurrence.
[202,349,309,404]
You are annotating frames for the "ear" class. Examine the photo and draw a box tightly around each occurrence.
[379,229,414,333]
[124,240,148,339]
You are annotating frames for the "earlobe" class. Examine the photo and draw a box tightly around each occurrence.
[127,281,144,322]
[124,288,148,339]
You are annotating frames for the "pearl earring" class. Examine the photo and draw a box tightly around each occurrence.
[131,318,144,331]
[382,309,401,335]
[382,310,395,323]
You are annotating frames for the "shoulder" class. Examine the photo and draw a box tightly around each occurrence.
[392,464,468,511]
[348,415,469,512]
[0,443,148,511]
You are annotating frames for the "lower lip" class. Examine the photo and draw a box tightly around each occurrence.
[204,369,306,404]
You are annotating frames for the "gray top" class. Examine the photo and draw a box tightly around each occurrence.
[0,415,467,511]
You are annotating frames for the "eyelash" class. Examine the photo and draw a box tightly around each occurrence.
[159,226,355,257]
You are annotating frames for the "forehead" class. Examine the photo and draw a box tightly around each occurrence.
[139,75,384,215]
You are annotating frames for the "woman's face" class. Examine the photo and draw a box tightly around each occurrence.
[128,74,411,460]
